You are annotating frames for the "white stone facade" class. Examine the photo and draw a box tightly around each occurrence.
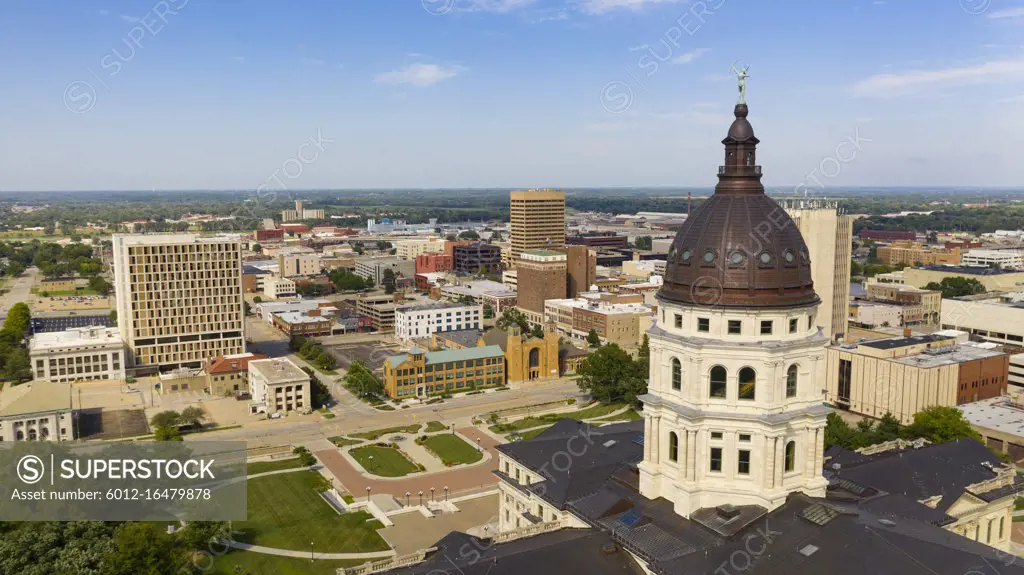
[394,303,483,341]
[638,300,830,517]
[29,326,126,383]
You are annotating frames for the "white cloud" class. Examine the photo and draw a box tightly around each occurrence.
[98,9,109,16]
[988,7,1024,19]
[119,14,140,23]
[461,0,538,13]
[673,47,711,65]
[374,63,463,87]
[850,59,1024,97]
[628,44,650,52]
[577,0,687,15]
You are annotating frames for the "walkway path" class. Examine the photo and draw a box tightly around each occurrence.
[224,541,395,560]
[316,427,500,498]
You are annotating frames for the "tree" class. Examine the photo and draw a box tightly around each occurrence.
[633,236,653,250]
[587,328,602,348]
[252,295,263,303]
[150,410,181,429]
[850,260,863,277]
[2,302,30,338]
[343,360,385,399]
[382,268,396,294]
[2,348,31,384]
[924,277,986,298]
[154,426,182,441]
[103,522,189,575]
[88,275,112,296]
[5,261,25,277]
[531,324,545,339]
[243,301,251,316]
[109,310,117,325]
[483,303,494,319]
[179,406,207,428]
[637,334,650,376]
[0,521,117,575]
[575,343,646,405]
[904,406,979,444]
[311,378,332,408]
[458,230,480,241]
[252,242,262,254]
[495,309,531,333]
[376,240,392,251]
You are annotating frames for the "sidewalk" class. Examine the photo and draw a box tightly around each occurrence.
[225,541,395,560]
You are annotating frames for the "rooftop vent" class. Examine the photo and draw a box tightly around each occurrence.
[603,440,617,448]
[716,504,741,521]
[877,518,896,527]
[798,544,819,557]
[600,543,617,555]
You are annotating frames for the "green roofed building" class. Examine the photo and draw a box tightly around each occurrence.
[383,345,506,398]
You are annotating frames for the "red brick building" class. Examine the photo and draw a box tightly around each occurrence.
[255,229,284,242]
[416,253,453,274]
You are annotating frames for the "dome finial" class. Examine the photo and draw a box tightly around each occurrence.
[731,61,750,105]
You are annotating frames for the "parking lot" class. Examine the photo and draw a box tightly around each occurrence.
[326,340,403,372]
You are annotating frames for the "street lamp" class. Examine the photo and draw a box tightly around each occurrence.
[450,423,455,435]
[418,490,423,506]
[365,486,371,501]
[310,541,314,562]
[405,491,410,507]
[430,487,435,502]
[443,485,449,501]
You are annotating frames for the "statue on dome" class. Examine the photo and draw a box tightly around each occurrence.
[731,61,750,105]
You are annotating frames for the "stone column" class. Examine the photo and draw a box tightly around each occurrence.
[774,435,785,487]
[805,427,816,478]
[643,416,653,462]
[688,430,698,481]
[814,428,825,474]
[651,416,661,465]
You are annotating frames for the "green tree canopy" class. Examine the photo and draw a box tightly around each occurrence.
[495,309,531,334]
[344,360,385,399]
[924,277,986,298]
[904,406,979,444]
[586,328,601,348]
[575,343,646,405]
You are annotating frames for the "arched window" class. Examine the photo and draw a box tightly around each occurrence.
[786,364,798,398]
[709,366,727,398]
[785,441,796,472]
[671,358,682,390]
[739,367,756,400]
[668,432,678,462]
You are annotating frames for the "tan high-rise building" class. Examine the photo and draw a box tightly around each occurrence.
[112,234,246,371]
[515,249,567,324]
[509,189,565,262]
[560,245,597,299]
[782,199,854,342]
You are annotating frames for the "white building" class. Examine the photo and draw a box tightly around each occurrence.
[638,104,828,517]
[263,277,297,300]
[254,299,330,323]
[29,326,126,383]
[439,280,518,313]
[248,357,311,415]
[962,249,1024,270]
[276,247,321,277]
[501,269,518,290]
[394,302,483,342]
[354,257,416,285]
[941,293,1024,348]
[395,238,446,259]
[0,381,75,441]
[621,258,666,279]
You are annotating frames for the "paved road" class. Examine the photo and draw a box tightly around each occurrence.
[315,427,501,498]
[0,266,36,321]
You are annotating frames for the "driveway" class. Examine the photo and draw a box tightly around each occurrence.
[0,266,35,320]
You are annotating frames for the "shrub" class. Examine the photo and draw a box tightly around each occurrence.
[567,398,577,405]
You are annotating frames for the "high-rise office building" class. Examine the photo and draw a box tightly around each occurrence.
[509,189,565,263]
[112,234,246,371]
[781,199,854,341]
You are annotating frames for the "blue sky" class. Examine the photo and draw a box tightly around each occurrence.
[0,0,1022,191]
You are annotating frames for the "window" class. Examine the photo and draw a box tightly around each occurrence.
[808,315,814,330]
[710,447,722,472]
[786,364,798,398]
[709,366,727,399]
[675,314,682,329]
[697,317,710,332]
[785,441,796,472]
[737,450,750,475]
[999,517,1005,540]
[669,432,678,462]
[987,520,993,543]
[760,320,773,335]
[738,367,756,400]
[671,358,682,391]
[711,431,724,440]
[838,359,852,403]
[739,434,751,442]
[728,320,742,335]
[789,318,798,334]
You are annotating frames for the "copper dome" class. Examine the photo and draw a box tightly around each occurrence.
[658,103,819,309]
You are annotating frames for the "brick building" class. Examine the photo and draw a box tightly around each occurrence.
[515,249,567,324]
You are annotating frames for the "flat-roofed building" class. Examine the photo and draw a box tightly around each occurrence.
[848,301,904,329]
[394,302,483,342]
[383,345,506,398]
[452,242,502,275]
[0,381,74,441]
[29,326,126,383]
[509,189,565,262]
[960,395,1024,462]
[825,333,1010,423]
[961,249,1024,270]
[904,265,1024,291]
[276,247,321,277]
[254,299,330,322]
[396,238,446,259]
[206,352,268,396]
[271,309,334,336]
[544,295,654,348]
[1012,353,1024,389]
[248,357,311,415]
[355,294,413,333]
[877,241,961,266]
[354,257,416,285]
[516,249,567,324]
[941,293,1024,349]
[38,277,78,293]
[863,282,942,326]
[263,276,296,300]
[112,233,245,371]
[439,280,518,314]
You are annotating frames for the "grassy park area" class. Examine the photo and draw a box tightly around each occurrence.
[232,470,390,553]
[246,457,308,476]
[424,420,447,433]
[350,445,421,477]
[489,402,627,433]
[350,424,422,441]
[209,551,365,575]
[329,436,363,447]
[419,435,483,466]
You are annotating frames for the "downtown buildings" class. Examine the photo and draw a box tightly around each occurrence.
[112,234,245,372]
[509,189,565,263]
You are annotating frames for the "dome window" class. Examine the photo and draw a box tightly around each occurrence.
[783,249,796,266]
[702,249,717,264]
[757,251,773,266]
[729,251,746,266]
[680,248,692,263]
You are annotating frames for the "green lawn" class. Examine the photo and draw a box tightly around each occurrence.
[1015,497,1024,511]
[350,445,421,477]
[420,435,483,466]
[328,436,363,448]
[424,420,447,433]
[246,457,307,476]
[596,409,642,422]
[517,426,553,440]
[232,470,390,553]
[490,402,627,433]
[208,549,366,575]
[350,424,422,441]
